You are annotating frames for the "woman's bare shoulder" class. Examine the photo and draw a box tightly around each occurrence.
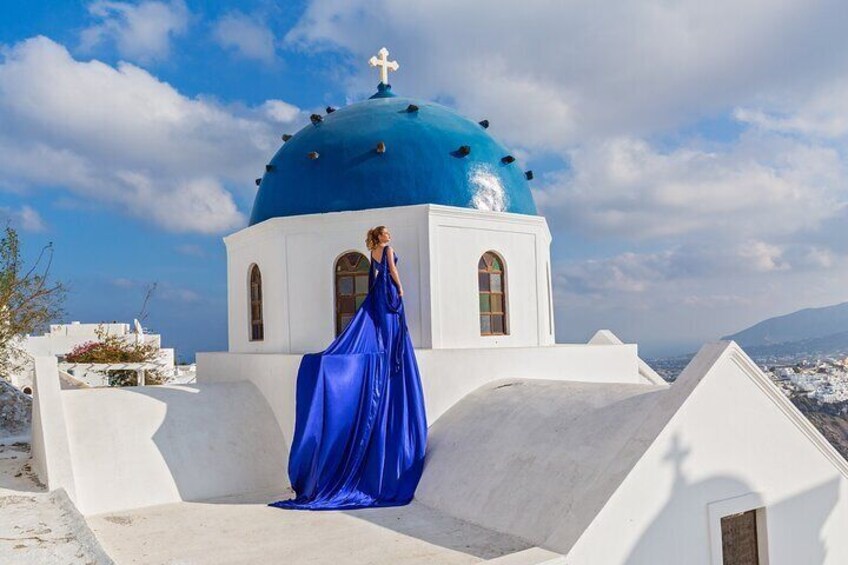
[371,246,387,262]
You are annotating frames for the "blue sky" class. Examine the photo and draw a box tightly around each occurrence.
[2,0,848,359]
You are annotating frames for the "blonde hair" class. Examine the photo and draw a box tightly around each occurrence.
[366,225,387,250]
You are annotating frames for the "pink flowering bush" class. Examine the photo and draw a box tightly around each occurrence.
[63,330,164,386]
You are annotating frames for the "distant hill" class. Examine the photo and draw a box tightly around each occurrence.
[723,301,848,347]
[737,331,848,359]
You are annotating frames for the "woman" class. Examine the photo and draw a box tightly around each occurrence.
[270,226,428,510]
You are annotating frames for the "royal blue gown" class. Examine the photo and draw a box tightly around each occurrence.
[270,246,427,510]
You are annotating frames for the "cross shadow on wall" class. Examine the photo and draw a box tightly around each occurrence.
[624,435,841,564]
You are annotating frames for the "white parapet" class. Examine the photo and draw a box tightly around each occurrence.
[31,355,77,499]
[29,355,287,516]
[197,339,653,453]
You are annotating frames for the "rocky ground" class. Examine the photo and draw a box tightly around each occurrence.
[0,442,113,564]
[0,379,31,442]
[789,395,848,462]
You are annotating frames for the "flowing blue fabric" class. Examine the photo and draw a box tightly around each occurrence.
[270,246,427,511]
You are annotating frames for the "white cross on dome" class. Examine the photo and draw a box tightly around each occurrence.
[369,47,399,85]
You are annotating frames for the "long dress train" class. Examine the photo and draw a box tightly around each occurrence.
[270,246,428,510]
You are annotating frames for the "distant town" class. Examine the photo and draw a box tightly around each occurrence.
[651,350,848,406]
[768,357,848,405]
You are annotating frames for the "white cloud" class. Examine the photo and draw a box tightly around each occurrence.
[799,246,836,269]
[735,79,848,139]
[287,0,848,148]
[80,0,190,64]
[212,11,277,63]
[0,205,46,232]
[558,240,840,299]
[556,251,671,296]
[535,133,847,241]
[262,100,301,123]
[737,241,788,273]
[553,244,848,351]
[0,36,306,234]
[558,245,758,299]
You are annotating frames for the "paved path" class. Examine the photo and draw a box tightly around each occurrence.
[1,444,555,564]
[0,442,112,564]
[88,489,534,565]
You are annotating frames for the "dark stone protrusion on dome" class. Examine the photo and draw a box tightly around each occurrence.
[525,170,534,180]
[501,155,515,164]
[248,94,539,225]
[310,114,323,125]
[282,134,293,142]
[265,164,275,172]
[326,106,336,114]
[479,119,490,129]
[376,141,386,154]
[255,178,262,186]
[406,104,419,113]
[307,151,320,160]
[457,145,471,157]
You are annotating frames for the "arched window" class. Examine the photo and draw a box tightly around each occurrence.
[335,252,370,335]
[249,264,264,341]
[479,251,508,336]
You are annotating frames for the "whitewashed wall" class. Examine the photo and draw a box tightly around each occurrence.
[226,204,552,354]
[561,343,848,564]
[30,353,287,516]
[428,206,553,348]
[226,205,429,353]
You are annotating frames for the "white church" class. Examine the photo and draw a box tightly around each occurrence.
[28,49,848,564]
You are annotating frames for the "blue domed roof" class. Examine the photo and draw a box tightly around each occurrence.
[249,84,537,225]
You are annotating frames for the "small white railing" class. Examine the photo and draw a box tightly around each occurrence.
[58,362,164,387]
